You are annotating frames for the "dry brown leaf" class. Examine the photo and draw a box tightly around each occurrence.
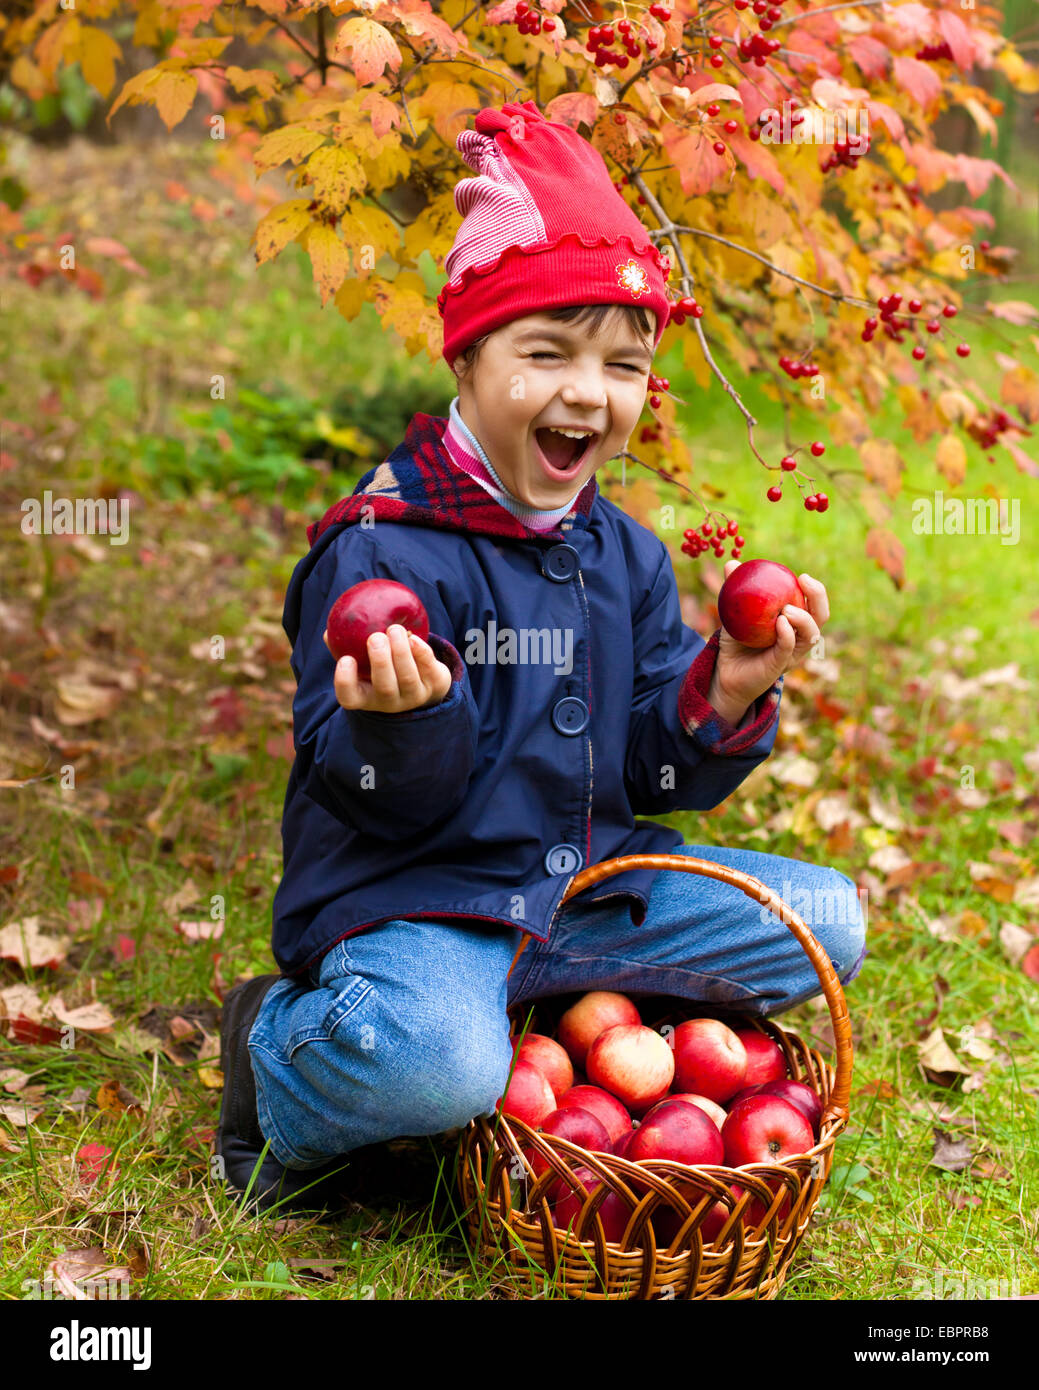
[1014,877,1039,910]
[918,1027,973,1086]
[47,1247,133,1300]
[53,673,123,725]
[97,1078,144,1119]
[161,877,201,919]
[0,1099,43,1125]
[930,1129,974,1172]
[999,920,1033,966]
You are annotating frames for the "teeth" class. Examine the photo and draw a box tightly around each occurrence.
[546,427,595,439]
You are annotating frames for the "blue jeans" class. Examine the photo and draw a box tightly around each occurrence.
[249,844,867,1169]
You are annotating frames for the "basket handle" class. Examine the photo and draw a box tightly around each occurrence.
[506,852,853,1126]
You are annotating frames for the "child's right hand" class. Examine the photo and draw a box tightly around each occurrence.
[323,624,453,713]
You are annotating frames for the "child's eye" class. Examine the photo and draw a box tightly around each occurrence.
[531,353,642,372]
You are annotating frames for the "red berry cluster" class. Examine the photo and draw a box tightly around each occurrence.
[681,516,744,560]
[737,31,782,66]
[778,355,818,381]
[766,444,828,510]
[667,294,705,327]
[511,2,556,35]
[915,41,953,61]
[967,408,1017,454]
[821,132,870,173]
[862,296,969,359]
[585,9,668,68]
[641,371,670,443]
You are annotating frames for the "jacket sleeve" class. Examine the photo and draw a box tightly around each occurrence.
[624,548,782,815]
[288,533,480,841]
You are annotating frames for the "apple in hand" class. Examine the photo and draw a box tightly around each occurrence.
[672,1018,748,1104]
[554,1085,633,1147]
[734,1028,788,1086]
[326,579,430,680]
[757,1078,823,1136]
[512,1033,574,1101]
[557,991,641,1068]
[627,1099,724,1166]
[587,1024,675,1115]
[721,1094,815,1167]
[496,1060,556,1130]
[717,559,807,649]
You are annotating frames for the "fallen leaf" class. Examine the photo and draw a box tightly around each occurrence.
[0,1067,30,1092]
[0,982,64,1043]
[856,1079,897,1100]
[175,919,223,943]
[96,1079,145,1119]
[67,898,105,934]
[112,935,136,961]
[1014,877,1039,910]
[948,1191,982,1210]
[956,909,991,943]
[997,820,1038,848]
[76,1142,119,1188]
[198,1066,224,1089]
[47,1247,133,1300]
[0,916,69,969]
[168,1015,198,1042]
[161,878,201,919]
[0,1100,43,1125]
[50,996,115,1033]
[971,1157,1012,1182]
[1023,944,1039,983]
[930,1128,974,1172]
[918,1027,973,1086]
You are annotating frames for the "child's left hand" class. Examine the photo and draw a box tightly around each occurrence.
[714,562,830,708]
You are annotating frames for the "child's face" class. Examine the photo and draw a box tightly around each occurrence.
[453,309,654,509]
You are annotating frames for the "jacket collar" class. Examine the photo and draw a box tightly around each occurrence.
[306,413,599,548]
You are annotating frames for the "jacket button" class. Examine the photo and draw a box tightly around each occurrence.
[541,544,580,582]
[551,696,589,735]
[544,843,583,875]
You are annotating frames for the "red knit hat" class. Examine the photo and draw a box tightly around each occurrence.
[436,100,672,370]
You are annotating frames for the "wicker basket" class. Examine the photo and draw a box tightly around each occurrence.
[456,852,853,1300]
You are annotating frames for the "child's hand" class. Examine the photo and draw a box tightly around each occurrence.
[713,561,830,708]
[323,625,453,713]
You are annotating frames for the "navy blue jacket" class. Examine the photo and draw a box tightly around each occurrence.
[270,413,783,978]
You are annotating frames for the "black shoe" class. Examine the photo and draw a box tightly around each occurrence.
[216,974,351,1216]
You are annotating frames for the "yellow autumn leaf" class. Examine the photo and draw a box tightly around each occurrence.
[860,438,904,498]
[334,276,369,322]
[253,124,326,175]
[106,66,163,127]
[198,1067,224,1090]
[865,527,906,587]
[154,69,197,131]
[333,17,402,87]
[303,145,366,214]
[995,45,1039,94]
[936,389,977,426]
[74,24,122,97]
[253,199,313,266]
[1000,365,1039,423]
[224,65,281,99]
[304,221,352,305]
[936,433,967,487]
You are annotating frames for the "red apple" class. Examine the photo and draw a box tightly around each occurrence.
[551,1165,631,1244]
[587,1024,675,1115]
[612,1126,637,1158]
[717,559,807,649]
[554,1085,632,1147]
[721,1094,815,1167]
[512,1033,574,1101]
[557,991,641,1068]
[734,1028,788,1085]
[731,1180,792,1231]
[520,1106,612,1184]
[757,1078,823,1136]
[728,1083,766,1108]
[655,1093,727,1130]
[626,1099,725,1167]
[326,579,430,680]
[496,1060,556,1130]
[671,1018,748,1104]
[653,1182,732,1248]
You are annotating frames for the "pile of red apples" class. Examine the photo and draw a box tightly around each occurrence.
[497,991,825,1247]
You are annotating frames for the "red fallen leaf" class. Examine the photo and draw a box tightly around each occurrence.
[205,688,245,735]
[265,729,295,761]
[0,866,18,885]
[9,1016,64,1045]
[908,755,938,784]
[113,935,136,961]
[76,1142,118,1187]
[1022,944,1039,983]
[812,691,848,722]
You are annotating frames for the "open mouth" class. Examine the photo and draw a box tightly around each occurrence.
[534,427,597,474]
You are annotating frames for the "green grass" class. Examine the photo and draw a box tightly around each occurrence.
[1,134,1038,1302]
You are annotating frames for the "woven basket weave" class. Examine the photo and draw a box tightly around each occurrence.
[456,852,853,1300]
